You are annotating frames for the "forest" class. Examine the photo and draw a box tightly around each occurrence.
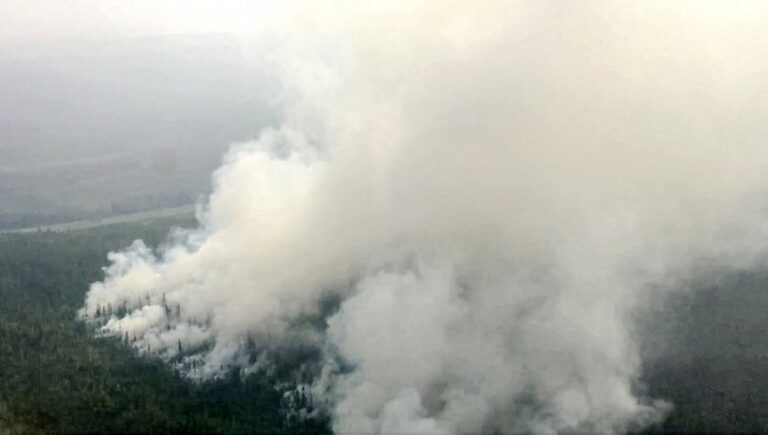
[0,218,327,434]
[0,218,767,433]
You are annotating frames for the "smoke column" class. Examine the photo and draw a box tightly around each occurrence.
[81,1,768,433]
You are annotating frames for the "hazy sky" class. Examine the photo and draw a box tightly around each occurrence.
[0,0,286,40]
[3,1,764,42]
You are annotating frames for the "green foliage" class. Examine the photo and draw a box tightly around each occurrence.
[12,216,768,433]
[0,400,31,435]
[640,271,768,434]
[0,219,324,434]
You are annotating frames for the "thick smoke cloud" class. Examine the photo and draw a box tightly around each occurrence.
[81,1,768,433]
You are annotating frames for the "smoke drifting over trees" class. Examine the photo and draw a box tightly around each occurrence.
[81,1,768,433]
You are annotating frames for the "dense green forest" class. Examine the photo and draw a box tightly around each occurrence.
[640,269,768,433]
[1,218,768,433]
[0,219,327,434]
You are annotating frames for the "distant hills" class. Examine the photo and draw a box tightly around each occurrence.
[0,33,277,229]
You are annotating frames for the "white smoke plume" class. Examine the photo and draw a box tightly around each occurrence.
[81,1,768,433]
